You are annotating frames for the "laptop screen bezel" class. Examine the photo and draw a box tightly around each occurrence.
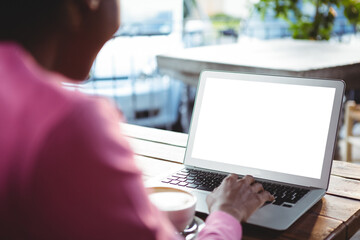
[184,70,345,189]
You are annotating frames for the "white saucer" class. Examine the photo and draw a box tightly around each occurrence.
[180,216,205,240]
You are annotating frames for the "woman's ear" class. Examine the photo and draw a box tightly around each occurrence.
[63,0,101,32]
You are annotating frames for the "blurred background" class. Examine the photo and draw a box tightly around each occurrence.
[64,0,360,135]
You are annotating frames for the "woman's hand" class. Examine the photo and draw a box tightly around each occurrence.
[206,174,274,222]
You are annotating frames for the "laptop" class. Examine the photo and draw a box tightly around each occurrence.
[147,70,345,230]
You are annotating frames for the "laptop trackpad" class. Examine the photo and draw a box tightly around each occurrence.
[193,191,210,214]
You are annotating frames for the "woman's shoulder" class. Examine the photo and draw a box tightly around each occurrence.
[0,42,124,154]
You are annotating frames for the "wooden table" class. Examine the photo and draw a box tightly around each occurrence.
[157,39,360,90]
[121,123,360,240]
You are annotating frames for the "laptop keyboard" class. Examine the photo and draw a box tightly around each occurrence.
[161,168,310,208]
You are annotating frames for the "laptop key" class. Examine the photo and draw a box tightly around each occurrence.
[194,180,202,185]
[161,178,172,183]
[273,200,284,205]
[186,184,199,189]
[176,172,189,177]
[170,180,180,185]
[198,186,213,191]
[283,204,293,208]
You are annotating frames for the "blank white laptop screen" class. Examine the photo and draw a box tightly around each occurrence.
[191,77,336,180]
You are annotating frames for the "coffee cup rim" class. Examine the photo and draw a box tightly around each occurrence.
[147,186,197,210]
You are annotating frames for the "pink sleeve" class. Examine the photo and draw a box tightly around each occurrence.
[197,211,242,240]
[29,98,181,240]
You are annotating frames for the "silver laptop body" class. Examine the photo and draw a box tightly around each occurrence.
[148,71,345,230]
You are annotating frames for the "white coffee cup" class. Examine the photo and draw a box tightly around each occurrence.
[147,186,197,232]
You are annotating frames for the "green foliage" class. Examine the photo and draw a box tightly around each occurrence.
[210,13,241,35]
[343,0,360,24]
[255,0,360,40]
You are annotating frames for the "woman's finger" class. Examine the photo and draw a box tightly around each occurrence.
[241,175,255,185]
[251,182,264,193]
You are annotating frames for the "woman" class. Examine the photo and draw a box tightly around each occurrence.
[0,0,273,239]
